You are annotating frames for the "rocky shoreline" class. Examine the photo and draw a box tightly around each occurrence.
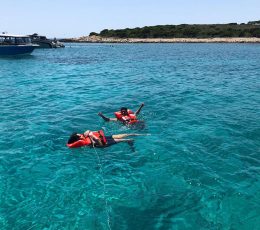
[61,36,260,43]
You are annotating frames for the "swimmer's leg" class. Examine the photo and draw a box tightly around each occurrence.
[114,139,135,147]
[112,133,148,139]
[114,138,134,144]
[105,138,134,147]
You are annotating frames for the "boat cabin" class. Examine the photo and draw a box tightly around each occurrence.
[0,34,32,45]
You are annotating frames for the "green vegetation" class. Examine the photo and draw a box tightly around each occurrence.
[90,21,260,38]
[248,20,260,25]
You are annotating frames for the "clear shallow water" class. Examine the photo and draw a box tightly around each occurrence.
[0,43,260,229]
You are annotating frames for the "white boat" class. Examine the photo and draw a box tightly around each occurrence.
[0,33,38,55]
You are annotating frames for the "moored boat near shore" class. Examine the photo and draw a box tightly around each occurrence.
[29,33,65,48]
[0,34,38,55]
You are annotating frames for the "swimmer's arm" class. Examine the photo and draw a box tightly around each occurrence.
[135,103,144,115]
[109,118,118,121]
[89,134,103,146]
[98,112,117,122]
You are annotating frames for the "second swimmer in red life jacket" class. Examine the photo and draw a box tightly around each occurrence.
[98,103,144,125]
[67,129,146,148]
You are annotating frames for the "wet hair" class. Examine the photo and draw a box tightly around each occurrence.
[120,107,128,112]
[67,132,80,144]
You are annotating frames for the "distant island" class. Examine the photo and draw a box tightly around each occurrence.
[90,20,260,38]
[61,20,260,43]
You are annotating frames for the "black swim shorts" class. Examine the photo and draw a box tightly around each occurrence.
[105,136,117,146]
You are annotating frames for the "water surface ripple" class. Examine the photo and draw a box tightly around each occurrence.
[0,43,260,229]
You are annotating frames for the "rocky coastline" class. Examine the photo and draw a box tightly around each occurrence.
[61,36,260,43]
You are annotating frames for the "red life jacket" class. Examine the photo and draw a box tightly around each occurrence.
[114,110,138,124]
[67,130,107,148]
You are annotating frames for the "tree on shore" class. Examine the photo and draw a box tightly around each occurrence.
[90,21,260,38]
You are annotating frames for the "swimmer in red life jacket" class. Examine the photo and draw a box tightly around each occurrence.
[67,129,146,148]
[98,103,144,125]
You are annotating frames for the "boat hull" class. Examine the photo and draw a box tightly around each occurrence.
[0,45,36,55]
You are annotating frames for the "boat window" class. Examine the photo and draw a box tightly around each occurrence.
[10,37,16,44]
[0,36,30,45]
[0,37,4,44]
[25,37,31,43]
[1,37,16,45]
[15,37,30,44]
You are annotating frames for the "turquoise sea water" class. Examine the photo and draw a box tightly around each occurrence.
[0,43,260,229]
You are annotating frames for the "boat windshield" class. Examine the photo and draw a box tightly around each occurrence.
[0,36,31,45]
